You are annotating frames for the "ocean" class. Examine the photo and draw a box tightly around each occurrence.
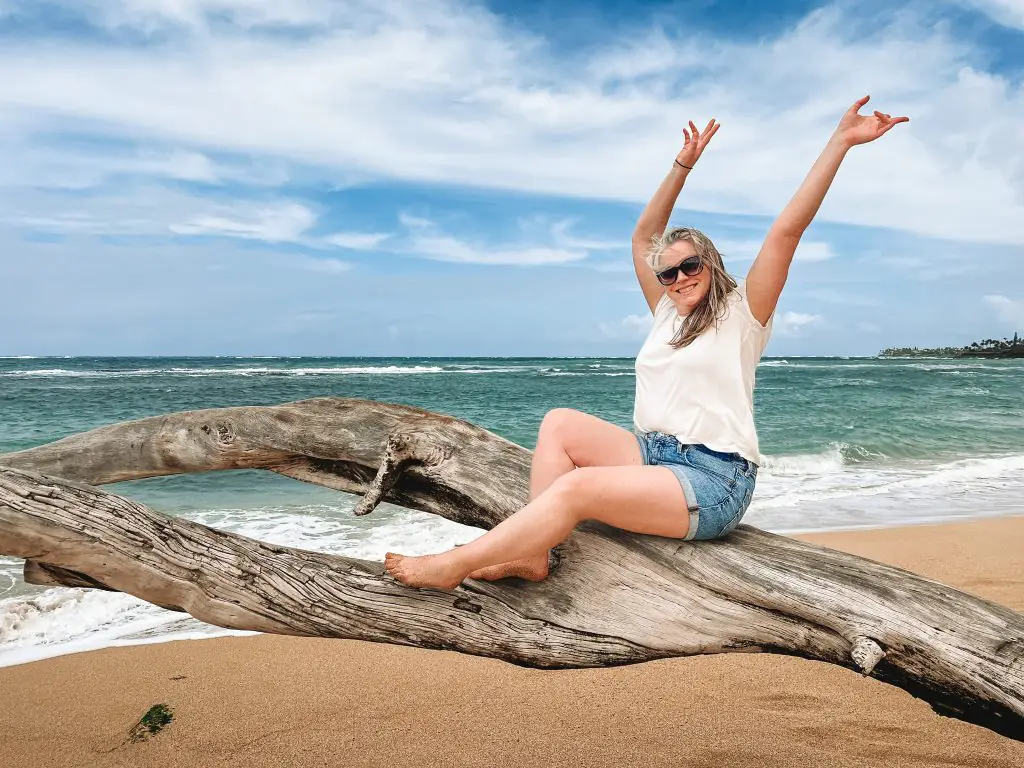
[2,355,1023,666]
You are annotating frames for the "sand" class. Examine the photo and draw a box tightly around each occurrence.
[1,515,1022,768]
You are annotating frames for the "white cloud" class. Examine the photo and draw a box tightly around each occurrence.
[598,313,653,341]
[398,213,587,265]
[794,241,836,262]
[407,235,584,265]
[983,294,1024,326]
[3,183,588,265]
[775,311,823,336]
[0,1,1022,245]
[2,187,388,250]
[956,0,1024,29]
[321,232,391,249]
[398,213,435,229]
[713,238,835,263]
[0,141,290,190]
[295,256,353,274]
[712,238,764,263]
[170,202,317,242]
[548,218,623,251]
[0,0,341,32]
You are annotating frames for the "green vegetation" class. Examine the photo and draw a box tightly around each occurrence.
[128,703,174,743]
[881,333,1024,358]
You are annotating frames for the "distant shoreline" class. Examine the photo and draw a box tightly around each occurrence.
[880,350,1024,359]
[880,334,1023,359]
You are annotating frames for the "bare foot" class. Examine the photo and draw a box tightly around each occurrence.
[467,554,549,582]
[384,551,466,590]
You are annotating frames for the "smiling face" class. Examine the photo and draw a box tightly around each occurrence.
[656,240,712,315]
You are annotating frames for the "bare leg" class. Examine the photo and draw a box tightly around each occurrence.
[384,464,687,589]
[467,408,644,581]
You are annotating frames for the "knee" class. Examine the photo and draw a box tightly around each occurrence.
[538,407,581,441]
[546,469,591,521]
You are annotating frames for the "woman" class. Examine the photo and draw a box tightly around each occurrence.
[385,95,908,589]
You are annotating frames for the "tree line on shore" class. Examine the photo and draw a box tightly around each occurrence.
[880,333,1023,358]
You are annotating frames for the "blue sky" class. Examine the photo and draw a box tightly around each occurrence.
[0,0,1022,357]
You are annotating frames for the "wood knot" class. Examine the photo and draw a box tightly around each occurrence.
[215,423,234,446]
[200,423,234,446]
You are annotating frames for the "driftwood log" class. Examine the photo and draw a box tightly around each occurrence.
[0,397,1021,740]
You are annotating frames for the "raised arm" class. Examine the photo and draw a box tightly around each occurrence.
[632,119,720,313]
[745,96,909,325]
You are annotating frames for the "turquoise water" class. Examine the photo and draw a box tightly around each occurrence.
[2,355,1023,665]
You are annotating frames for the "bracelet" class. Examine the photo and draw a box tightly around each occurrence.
[674,159,693,170]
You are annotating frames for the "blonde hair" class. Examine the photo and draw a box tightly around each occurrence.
[645,227,737,349]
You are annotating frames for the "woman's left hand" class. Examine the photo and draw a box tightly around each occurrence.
[833,95,909,147]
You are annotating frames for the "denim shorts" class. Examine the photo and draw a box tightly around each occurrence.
[633,430,757,541]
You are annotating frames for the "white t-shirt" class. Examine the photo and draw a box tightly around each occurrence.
[633,282,773,465]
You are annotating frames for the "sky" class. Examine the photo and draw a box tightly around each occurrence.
[0,0,1022,357]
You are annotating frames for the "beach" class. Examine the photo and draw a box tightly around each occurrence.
[2,356,1023,764]
[1,514,1022,768]
[5,0,1023,763]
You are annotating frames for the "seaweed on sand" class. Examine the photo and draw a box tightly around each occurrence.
[128,703,174,743]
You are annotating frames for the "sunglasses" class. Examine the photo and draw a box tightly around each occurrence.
[654,255,703,286]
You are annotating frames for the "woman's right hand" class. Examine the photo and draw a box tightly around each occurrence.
[675,119,720,169]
